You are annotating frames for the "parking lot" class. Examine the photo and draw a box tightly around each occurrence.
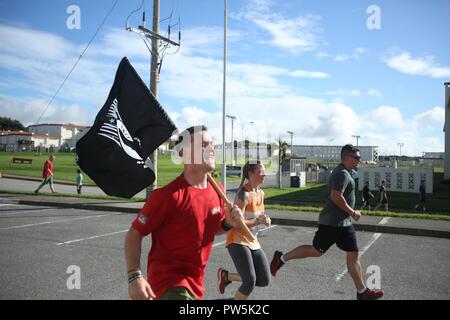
[0,199,449,300]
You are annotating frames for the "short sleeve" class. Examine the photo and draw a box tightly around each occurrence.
[331,171,348,193]
[131,189,170,236]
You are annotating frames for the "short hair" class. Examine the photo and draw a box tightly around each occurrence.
[174,125,208,149]
[340,144,359,159]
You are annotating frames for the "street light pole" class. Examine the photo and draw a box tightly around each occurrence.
[287,131,294,156]
[221,0,227,190]
[241,121,254,162]
[226,115,236,165]
[397,142,404,157]
[352,135,361,147]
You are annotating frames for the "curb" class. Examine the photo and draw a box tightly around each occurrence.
[271,217,450,239]
[0,174,95,187]
[15,199,450,240]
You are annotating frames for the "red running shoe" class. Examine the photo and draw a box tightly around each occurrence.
[270,250,285,277]
[357,288,384,300]
[217,268,231,294]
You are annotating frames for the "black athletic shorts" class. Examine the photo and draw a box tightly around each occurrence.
[312,224,358,254]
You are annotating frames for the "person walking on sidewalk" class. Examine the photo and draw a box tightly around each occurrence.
[374,180,388,212]
[414,180,427,212]
[124,126,244,300]
[270,144,384,300]
[34,155,56,194]
[217,160,271,300]
[360,181,374,210]
[76,169,83,195]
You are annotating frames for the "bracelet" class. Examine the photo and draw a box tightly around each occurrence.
[127,268,141,275]
[221,219,233,231]
[128,271,143,284]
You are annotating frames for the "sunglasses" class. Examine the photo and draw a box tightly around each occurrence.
[349,155,361,161]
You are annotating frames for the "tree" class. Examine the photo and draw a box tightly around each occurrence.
[0,117,25,131]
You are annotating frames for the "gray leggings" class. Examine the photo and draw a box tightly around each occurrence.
[227,243,270,296]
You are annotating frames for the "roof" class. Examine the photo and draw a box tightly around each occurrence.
[0,131,32,136]
[27,123,90,129]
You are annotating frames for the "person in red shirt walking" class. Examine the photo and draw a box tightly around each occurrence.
[124,126,244,300]
[34,155,56,194]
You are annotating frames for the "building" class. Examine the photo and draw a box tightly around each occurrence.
[0,124,91,152]
[292,145,379,163]
[419,152,445,167]
[0,131,34,151]
[27,123,91,151]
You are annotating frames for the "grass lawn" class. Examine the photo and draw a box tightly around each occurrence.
[0,152,239,187]
[264,171,450,214]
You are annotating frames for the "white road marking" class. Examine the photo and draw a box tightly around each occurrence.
[57,229,129,246]
[0,212,122,231]
[0,208,60,216]
[334,218,389,282]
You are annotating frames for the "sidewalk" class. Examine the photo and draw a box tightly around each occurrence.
[1,193,449,239]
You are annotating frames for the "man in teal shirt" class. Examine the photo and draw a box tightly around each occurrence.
[270,144,384,300]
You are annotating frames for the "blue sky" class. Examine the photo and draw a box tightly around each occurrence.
[0,0,449,156]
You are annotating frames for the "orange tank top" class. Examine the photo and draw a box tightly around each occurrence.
[226,185,265,250]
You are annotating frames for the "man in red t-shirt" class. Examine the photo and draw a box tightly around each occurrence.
[124,125,244,300]
[34,155,56,194]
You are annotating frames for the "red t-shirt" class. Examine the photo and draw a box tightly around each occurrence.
[42,160,53,179]
[131,175,225,300]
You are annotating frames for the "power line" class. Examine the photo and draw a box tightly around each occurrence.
[36,0,119,125]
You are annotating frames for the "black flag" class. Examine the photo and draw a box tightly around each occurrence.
[76,57,177,198]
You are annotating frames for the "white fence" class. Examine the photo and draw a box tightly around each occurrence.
[357,167,433,194]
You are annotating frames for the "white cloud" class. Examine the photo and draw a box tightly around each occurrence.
[383,50,450,78]
[290,70,330,78]
[241,0,323,54]
[334,47,367,62]
[413,107,445,128]
[368,89,382,97]
[325,89,361,97]
[365,106,404,129]
[0,95,93,126]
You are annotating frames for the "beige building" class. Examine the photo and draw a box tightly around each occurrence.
[28,123,90,151]
[0,124,90,152]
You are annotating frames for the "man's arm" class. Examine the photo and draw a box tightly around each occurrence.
[330,190,360,220]
[124,227,155,300]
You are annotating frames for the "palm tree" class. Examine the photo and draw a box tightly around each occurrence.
[278,139,290,188]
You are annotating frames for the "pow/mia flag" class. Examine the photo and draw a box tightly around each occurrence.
[76,57,177,198]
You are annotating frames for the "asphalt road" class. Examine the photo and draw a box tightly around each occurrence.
[1,200,449,300]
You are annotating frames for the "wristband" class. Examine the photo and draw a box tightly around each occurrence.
[128,271,143,284]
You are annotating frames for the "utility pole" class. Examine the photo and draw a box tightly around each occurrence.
[126,0,180,198]
[148,0,160,196]
[226,115,236,165]
[287,131,294,156]
[352,135,361,147]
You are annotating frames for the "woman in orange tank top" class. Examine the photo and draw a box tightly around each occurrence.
[216,161,271,300]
